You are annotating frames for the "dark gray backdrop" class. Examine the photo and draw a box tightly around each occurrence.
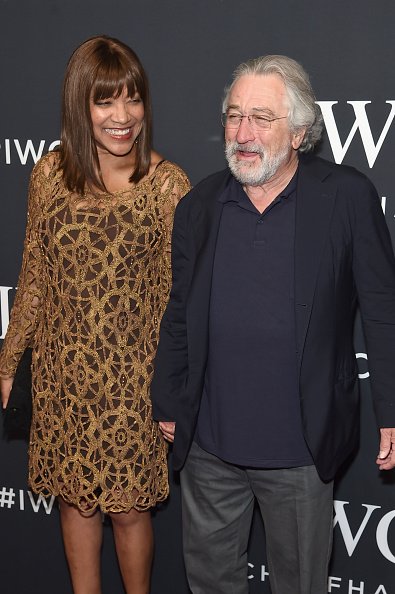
[1,1,395,593]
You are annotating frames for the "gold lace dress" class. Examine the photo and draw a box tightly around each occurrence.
[0,152,190,512]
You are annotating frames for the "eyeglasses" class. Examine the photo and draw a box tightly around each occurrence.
[221,112,288,130]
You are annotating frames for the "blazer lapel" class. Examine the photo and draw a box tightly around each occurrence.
[295,156,337,364]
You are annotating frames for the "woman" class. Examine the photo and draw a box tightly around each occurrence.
[0,35,190,594]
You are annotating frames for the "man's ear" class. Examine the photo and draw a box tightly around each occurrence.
[292,128,306,150]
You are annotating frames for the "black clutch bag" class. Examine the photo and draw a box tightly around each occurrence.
[3,348,33,439]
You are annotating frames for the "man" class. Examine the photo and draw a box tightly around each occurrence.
[151,55,395,594]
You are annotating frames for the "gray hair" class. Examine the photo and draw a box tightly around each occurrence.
[222,55,323,153]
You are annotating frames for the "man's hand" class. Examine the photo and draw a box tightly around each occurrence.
[376,428,395,470]
[159,421,176,443]
[0,377,14,410]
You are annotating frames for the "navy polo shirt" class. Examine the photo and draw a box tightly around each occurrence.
[195,170,313,467]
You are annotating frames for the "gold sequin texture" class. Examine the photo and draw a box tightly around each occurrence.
[0,152,191,513]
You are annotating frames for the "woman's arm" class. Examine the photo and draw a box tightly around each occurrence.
[0,155,54,404]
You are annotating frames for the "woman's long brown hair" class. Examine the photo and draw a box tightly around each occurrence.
[58,35,152,194]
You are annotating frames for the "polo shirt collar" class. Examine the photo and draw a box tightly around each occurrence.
[218,166,299,205]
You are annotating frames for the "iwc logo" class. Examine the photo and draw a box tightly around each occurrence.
[0,138,60,165]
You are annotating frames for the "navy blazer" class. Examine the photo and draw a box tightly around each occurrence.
[151,154,395,481]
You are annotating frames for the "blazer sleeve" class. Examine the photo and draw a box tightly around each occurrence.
[351,173,395,426]
[151,193,193,421]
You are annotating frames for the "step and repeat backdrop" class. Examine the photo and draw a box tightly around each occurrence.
[1,1,395,593]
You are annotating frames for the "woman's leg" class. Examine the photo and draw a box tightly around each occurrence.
[58,497,103,594]
[109,508,153,594]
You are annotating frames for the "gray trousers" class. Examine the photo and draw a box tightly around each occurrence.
[180,441,333,594]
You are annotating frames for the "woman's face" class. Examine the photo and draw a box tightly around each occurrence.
[90,85,144,157]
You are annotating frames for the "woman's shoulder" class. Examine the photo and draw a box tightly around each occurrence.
[31,150,61,181]
[151,154,190,188]
[160,159,188,177]
[28,151,64,207]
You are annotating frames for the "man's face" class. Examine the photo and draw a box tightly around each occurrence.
[224,73,303,186]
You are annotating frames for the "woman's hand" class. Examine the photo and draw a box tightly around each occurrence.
[159,421,176,443]
[0,377,14,410]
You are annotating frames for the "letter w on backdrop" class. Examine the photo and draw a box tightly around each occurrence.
[316,101,395,167]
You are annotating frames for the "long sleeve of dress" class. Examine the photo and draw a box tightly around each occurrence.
[156,162,191,294]
[0,158,48,377]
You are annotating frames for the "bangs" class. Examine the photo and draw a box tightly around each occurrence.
[91,60,139,101]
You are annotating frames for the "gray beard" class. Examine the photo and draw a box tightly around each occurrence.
[225,140,290,186]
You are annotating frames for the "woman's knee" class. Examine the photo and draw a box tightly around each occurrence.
[109,508,151,529]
